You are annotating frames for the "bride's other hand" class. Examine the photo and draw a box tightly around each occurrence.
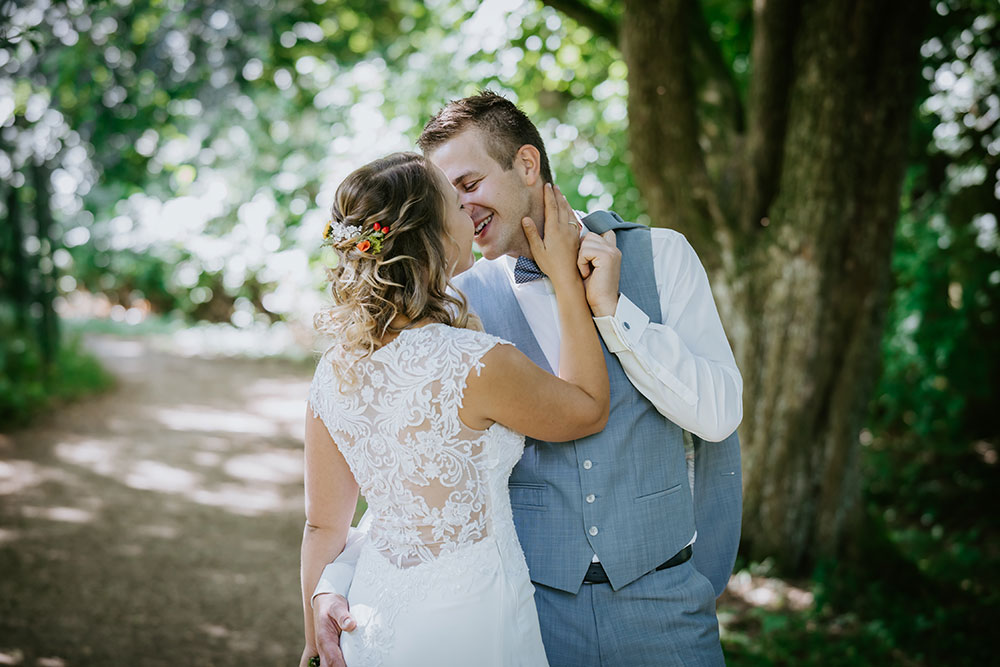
[521,183,582,289]
[577,228,620,318]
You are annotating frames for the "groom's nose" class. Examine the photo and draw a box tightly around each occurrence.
[461,201,483,219]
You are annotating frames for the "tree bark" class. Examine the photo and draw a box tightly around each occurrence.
[619,0,929,569]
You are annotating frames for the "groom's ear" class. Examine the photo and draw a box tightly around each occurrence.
[514,144,542,187]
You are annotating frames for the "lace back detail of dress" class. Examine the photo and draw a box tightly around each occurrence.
[309,324,512,569]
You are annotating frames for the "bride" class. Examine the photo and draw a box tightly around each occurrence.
[300,152,608,667]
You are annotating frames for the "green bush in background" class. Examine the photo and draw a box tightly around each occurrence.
[0,317,113,429]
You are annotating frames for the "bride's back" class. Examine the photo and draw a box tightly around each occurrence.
[309,323,521,569]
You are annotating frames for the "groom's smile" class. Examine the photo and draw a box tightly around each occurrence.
[473,213,493,238]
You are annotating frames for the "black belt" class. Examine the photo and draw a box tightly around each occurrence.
[583,545,693,585]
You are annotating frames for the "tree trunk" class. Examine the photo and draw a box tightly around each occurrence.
[4,177,30,332]
[622,0,928,570]
[33,162,60,372]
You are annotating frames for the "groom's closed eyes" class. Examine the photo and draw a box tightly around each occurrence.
[450,171,483,192]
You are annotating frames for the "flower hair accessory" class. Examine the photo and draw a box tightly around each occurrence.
[322,219,390,254]
[323,219,361,243]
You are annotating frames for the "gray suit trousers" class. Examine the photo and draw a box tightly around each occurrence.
[532,560,725,667]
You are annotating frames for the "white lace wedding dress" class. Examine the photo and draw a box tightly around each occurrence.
[309,323,549,667]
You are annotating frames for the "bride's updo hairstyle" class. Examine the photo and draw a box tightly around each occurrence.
[314,152,479,383]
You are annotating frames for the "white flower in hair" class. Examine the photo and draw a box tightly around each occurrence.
[323,218,363,243]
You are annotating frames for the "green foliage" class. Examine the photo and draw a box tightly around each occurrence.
[860,7,999,661]
[2,0,652,337]
[0,323,113,429]
[721,521,997,665]
[725,611,902,667]
[872,0,1000,445]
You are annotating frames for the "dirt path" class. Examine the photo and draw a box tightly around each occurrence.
[0,335,316,666]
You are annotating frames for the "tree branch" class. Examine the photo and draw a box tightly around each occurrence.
[620,0,727,266]
[539,0,620,46]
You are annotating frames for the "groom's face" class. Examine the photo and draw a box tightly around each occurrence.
[428,127,538,261]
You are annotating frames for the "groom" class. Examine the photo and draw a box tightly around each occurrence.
[314,91,743,666]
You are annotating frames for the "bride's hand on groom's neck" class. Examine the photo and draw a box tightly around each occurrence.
[521,183,583,290]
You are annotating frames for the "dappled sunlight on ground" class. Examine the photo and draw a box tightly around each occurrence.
[0,460,47,495]
[19,505,96,524]
[0,334,314,665]
[188,480,296,516]
[725,569,814,611]
[123,459,202,492]
[135,523,181,540]
[0,649,24,665]
[54,438,125,476]
[152,406,283,436]
[716,568,822,659]
[224,450,303,484]
[13,334,317,520]
[0,458,83,497]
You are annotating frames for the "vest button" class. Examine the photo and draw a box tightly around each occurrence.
[586,494,596,503]
[583,460,593,470]
[623,321,631,330]
[589,526,599,536]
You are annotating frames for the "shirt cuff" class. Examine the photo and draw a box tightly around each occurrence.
[312,561,354,605]
[593,293,650,353]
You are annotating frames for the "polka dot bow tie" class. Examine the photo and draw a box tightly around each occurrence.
[514,256,546,284]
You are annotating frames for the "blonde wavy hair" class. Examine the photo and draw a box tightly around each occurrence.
[314,152,480,385]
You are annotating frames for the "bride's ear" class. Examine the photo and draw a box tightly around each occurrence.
[514,145,542,187]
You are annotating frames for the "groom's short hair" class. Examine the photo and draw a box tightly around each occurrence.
[418,90,553,184]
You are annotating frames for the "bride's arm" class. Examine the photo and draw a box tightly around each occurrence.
[461,184,610,441]
[300,406,359,663]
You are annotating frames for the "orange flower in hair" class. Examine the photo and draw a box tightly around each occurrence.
[355,225,388,253]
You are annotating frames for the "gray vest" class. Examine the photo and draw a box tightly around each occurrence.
[455,210,743,594]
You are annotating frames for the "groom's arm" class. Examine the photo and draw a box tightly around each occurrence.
[312,511,371,606]
[312,512,370,666]
[312,513,368,602]
[581,227,742,441]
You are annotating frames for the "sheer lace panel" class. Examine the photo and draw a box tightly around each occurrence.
[309,324,511,568]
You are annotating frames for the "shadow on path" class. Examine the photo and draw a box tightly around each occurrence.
[0,335,316,666]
